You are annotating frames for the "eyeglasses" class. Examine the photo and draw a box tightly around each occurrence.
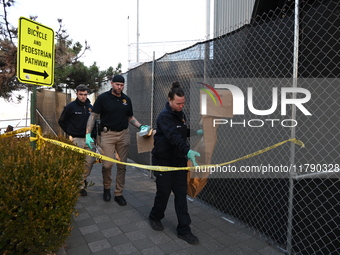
[78,93,88,96]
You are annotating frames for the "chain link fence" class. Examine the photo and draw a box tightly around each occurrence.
[126,1,339,254]
[33,0,338,253]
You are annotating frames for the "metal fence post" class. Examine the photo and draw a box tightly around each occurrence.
[149,51,155,178]
[286,0,300,254]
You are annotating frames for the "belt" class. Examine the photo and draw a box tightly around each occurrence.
[103,127,125,132]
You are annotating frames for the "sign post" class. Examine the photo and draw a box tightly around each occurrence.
[17,17,55,148]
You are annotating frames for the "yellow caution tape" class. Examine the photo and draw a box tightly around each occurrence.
[0,127,31,138]
[218,138,305,167]
[0,124,305,171]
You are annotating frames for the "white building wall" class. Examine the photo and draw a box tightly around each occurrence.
[213,0,256,37]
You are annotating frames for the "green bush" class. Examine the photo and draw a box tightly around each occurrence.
[0,135,85,254]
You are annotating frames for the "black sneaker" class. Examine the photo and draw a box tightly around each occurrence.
[177,232,199,245]
[103,188,111,202]
[114,195,127,206]
[80,189,87,196]
[149,216,164,231]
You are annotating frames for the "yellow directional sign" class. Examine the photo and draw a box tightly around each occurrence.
[17,17,54,86]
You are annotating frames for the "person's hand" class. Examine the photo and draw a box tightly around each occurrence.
[86,133,94,149]
[139,125,151,136]
[139,125,150,131]
[197,129,204,136]
[187,149,200,166]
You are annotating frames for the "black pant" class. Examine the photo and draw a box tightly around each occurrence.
[149,156,191,235]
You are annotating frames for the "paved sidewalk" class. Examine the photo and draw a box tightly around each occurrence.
[59,160,284,255]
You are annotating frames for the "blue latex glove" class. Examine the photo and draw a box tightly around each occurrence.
[85,133,94,149]
[187,149,201,166]
[139,125,150,131]
[139,125,151,136]
[197,129,204,136]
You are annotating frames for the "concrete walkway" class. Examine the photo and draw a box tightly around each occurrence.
[58,160,284,255]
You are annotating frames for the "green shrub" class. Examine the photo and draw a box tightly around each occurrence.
[0,135,85,254]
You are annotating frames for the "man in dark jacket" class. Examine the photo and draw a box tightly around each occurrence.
[58,85,96,196]
[149,81,200,245]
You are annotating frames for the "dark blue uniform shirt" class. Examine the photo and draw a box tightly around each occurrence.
[152,102,190,160]
[58,98,95,138]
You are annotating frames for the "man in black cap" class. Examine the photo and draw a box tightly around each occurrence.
[85,75,149,205]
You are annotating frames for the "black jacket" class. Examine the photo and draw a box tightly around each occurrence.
[58,98,96,138]
[152,102,190,160]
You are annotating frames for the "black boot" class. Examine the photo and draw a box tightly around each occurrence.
[103,188,111,202]
[80,180,88,196]
[80,189,87,196]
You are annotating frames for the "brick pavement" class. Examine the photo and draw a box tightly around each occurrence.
[58,160,284,255]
